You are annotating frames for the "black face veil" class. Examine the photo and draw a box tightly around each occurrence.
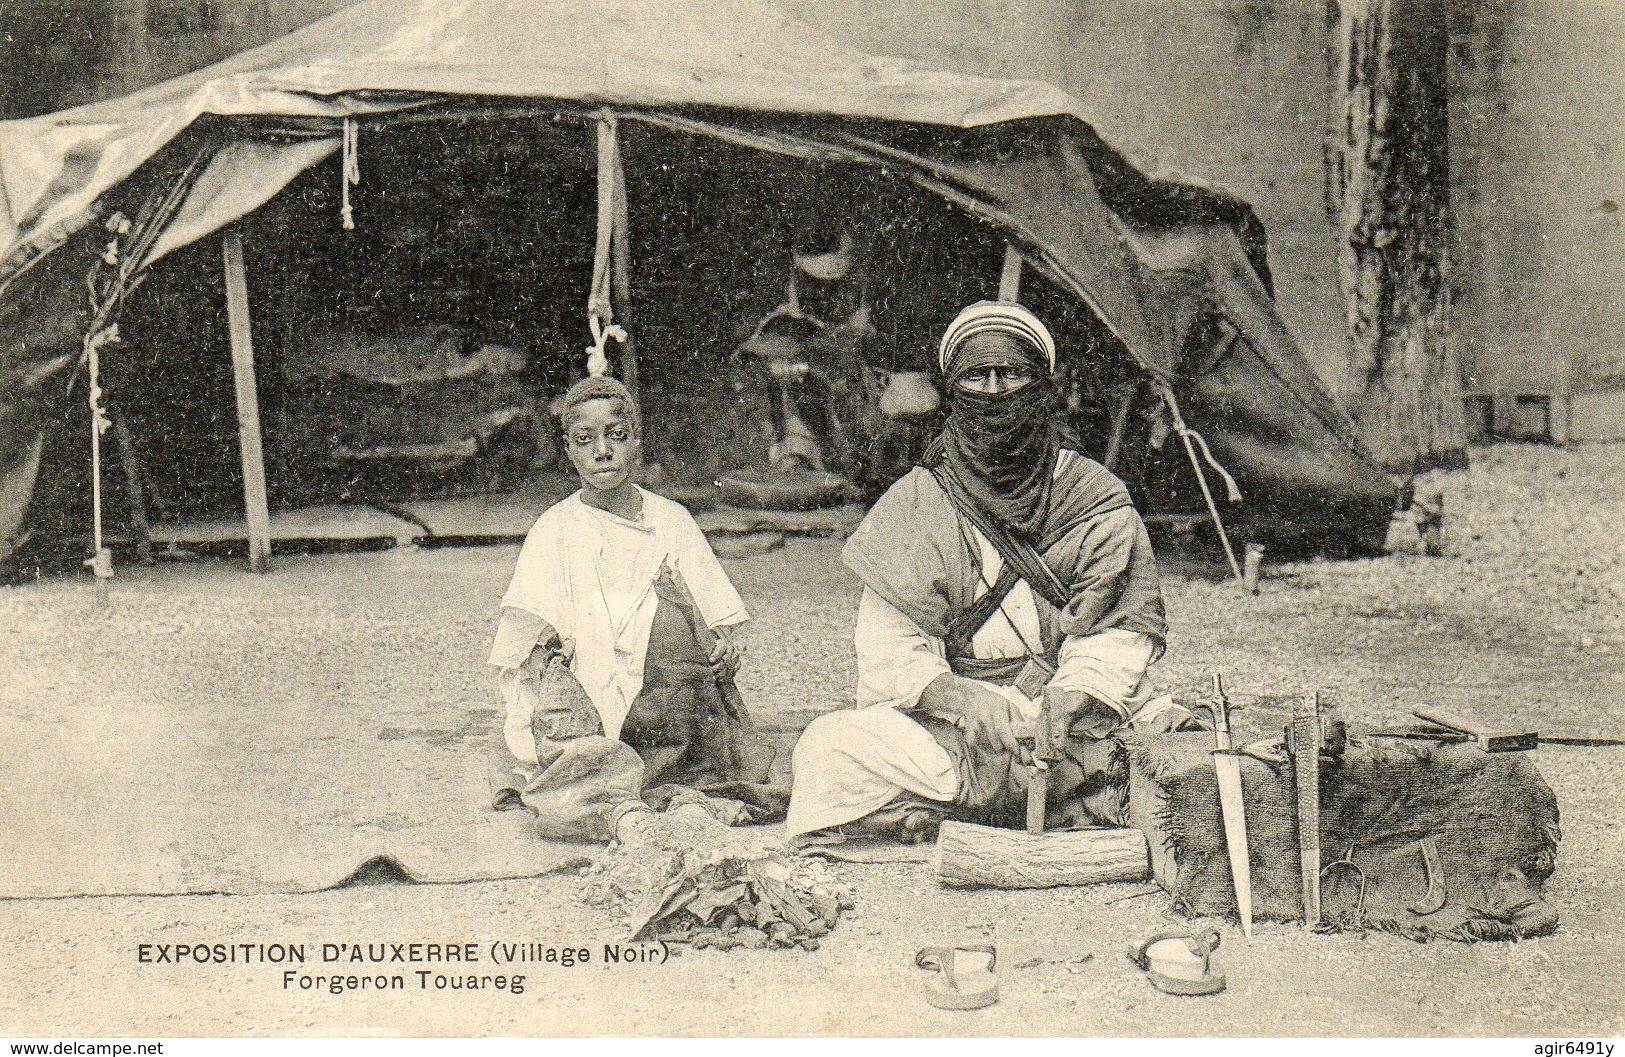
[929,325,1059,540]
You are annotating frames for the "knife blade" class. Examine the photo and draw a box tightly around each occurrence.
[1209,674,1253,939]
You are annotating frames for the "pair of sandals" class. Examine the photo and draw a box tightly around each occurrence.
[915,928,1226,1011]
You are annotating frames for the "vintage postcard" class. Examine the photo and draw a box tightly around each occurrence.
[0,0,1619,1042]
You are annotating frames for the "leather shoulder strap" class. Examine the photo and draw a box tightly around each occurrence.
[945,560,1021,658]
[930,464,1070,611]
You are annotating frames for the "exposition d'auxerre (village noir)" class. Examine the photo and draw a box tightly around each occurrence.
[135,941,666,996]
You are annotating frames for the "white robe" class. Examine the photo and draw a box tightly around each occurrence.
[786,519,1169,838]
[488,488,747,762]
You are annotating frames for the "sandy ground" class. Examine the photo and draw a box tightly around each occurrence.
[0,441,1621,1038]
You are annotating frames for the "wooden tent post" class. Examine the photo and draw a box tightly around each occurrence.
[998,244,1023,301]
[221,231,272,573]
[1103,379,1142,472]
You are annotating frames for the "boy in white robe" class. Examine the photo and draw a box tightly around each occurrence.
[488,376,784,839]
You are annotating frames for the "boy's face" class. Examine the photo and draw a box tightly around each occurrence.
[564,398,640,492]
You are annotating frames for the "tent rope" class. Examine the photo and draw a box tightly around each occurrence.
[1155,381,1246,587]
[84,323,117,584]
[1156,380,1242,503]
[585,115,628,377]
[340,118,361,230]
[74,143,213,588]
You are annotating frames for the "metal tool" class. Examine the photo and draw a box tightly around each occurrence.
[1024,691,1052,835]
[1409,706,1538,752]
[1373,727,1624,748]
[1287,693,1323,929]
[1407,836,1447,915]
[1200,673,1253,938]
[1320,845,1368,929]
[1373,718,1623,749]
[1022,687,1071,835]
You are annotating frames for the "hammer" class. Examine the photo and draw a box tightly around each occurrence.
[1022,687,1074,835]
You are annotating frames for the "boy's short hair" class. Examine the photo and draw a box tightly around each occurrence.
[558,376,641,434]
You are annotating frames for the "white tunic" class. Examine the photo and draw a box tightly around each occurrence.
[488,488,747,761]
[786,518,1162,838]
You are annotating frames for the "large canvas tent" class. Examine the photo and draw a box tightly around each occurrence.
[0,0,1401,570]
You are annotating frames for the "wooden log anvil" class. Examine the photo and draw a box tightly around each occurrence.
[938,687,1152,890]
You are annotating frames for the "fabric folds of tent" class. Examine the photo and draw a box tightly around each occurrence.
[0,0,1399,566]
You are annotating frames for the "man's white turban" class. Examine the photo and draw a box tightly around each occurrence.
[937,300,1057,376]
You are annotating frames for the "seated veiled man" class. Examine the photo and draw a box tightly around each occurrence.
[787,301,1188,843]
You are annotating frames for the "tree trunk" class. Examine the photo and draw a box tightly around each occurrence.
[1330,0,1465,472]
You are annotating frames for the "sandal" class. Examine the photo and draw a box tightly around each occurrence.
[1128,928,1226,996]
[915,944,1000,1010]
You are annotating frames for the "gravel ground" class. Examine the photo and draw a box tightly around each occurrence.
[0,441,1620,1037]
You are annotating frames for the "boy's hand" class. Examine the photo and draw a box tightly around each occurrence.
[521,635,573,675]
[708,625,743,677]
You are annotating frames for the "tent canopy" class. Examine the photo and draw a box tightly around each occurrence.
[0,0,1400,566]
[0,0,1100,267]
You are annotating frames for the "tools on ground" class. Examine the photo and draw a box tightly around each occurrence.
[1407,836,1448,915]
[1284,691,1345,928]
[1373,720,1624,749]
[1288,693,1322,929]
[1369,706,1538,752]
[1319,845,1369,930]
[1191,673,1253,938]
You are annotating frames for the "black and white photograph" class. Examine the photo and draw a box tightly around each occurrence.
[0,0,1619,1042]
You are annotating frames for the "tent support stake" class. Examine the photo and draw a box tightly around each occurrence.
[222,231,272,574]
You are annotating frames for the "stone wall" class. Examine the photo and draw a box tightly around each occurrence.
[1449,0,1625,438]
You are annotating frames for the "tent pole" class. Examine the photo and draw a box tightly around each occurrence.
[1103,379,1142,472]
[999,243,1022,301]
[87,335,113,600]
[221,231,272,574]
[1157,383,1245,588]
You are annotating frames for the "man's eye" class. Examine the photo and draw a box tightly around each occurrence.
[609,429,628,441]
[572,435,591,446]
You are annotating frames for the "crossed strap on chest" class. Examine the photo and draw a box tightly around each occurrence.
[933,465,1072,661]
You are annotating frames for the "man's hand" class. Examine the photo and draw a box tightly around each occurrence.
[708,624,743,677]
[921,673,1028,763]
[1047,688,1123,744]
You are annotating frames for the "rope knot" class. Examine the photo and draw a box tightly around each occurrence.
[340,118,361,230]
[585,314,627,378]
